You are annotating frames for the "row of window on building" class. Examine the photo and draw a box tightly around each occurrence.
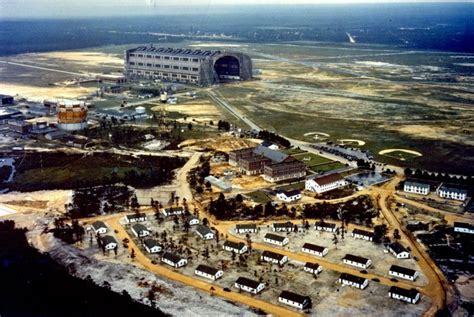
[130,70,198,82]
[129,53,202,63]
[128,62,199,72]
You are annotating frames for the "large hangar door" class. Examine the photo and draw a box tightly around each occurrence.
[214,56,240,80]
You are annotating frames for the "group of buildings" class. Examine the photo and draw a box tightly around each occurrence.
[403,180,469,201]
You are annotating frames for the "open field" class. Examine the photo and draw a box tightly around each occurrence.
[292,152,333,166]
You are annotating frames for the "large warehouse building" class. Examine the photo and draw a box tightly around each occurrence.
[124,46,252,86]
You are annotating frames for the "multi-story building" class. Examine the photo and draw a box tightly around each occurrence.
[403,181,430,195]
[125,46,252,86]
[305,173,347,194]
[437,185,468,201]
[229,145,306,182]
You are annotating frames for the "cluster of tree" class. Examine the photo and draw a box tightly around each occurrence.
[257,130,291,148]
[404,168,473,187]
[51,218,85,244]
[0,220,166,317]
[303,196,377,227]
[356,160,376,170]
[0,165,12,183]
[66,184,133,219]
[10,152,186,191]
[188,156,211,194]
[217,120,231,131]
[207,193,296,220]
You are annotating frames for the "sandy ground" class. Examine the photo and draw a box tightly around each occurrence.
[152,100,225,122]
[338,139,366,146]
[0,83,96,100]
[0,190,72,214]
[379,149,423,157]
[385,125,474,146]
[32,51,123,67]
[180,136,257,153]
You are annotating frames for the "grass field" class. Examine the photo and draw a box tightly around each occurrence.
[245,191,271,204]
[292,152,333,166]
[310,161,346,173]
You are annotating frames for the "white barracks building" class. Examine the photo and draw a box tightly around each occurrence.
[306,173,347,194]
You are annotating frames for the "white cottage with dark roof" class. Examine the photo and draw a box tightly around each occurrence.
[272,221,296,232]
[162,206,185,217]
[301,243,328,257]
[404,181,430,195]
[194,264,223,281]
[131,223,151,238]
[125,213,147,223]
[454,222,474,235]
[100,235,117,250]
[195,224,214,240]
[235,277,265,294]
[389,286,420,304]
[278,291,312,310]
[90,221,108,234]
[389,265,419,281]
[223,241,248,254]
[161,252,187,268]
[304,262,322,275]
[276,189,301,202]
[437,185,468,201]
[264,233,289,246]
[261,250,288,265]
[388,242,410,259]
[315,221,337,233]
[306,173,347,193]
[235,224,258,234]
[143,238,162,254]
[338,273,368,289]
[351,228,374,241]
[342,254,372,269]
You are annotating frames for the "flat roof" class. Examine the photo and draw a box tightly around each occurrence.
[127,46,222,58]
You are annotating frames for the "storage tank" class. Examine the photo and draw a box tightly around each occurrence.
[135,106,146,114]
[160,91,168,103]
[57,100,88,131]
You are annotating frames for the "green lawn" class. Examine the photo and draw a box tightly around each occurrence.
[292,152,333,167]
[310,161,346,173]
[245,191,271,204]
[282,147,307,155]
[275,181,305,191]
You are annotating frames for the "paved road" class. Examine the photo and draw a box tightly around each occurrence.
[0,60,89,77]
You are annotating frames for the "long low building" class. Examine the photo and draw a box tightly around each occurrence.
[389,265,419,281]
[278,291,312,310]
[342,254,372,269]
[338,273,368,289]
[301,243,328,257]
[388,286,421,304]
[194,264,223,281]
[235,277,265,294]
[305,173,347,194]
[125,46,252,86]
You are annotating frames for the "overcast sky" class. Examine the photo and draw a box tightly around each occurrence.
[1,0,472,18]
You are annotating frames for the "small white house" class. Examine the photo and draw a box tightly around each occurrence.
[194,264,223,281]
[223,241,248,254]
[162,206,185,217]
[388,242,410,259]
[403,181,430,195]
[186,216,200,226]
[161,252,187,268]
[389,265,419,281]
[195,224,214,240]
[305,173,347,194]
[125,213,147,223]
[276,190,301,203]
[338,273,368,289]
[351,229,374,241]
[437,185,468,201]
[264,233,289,247]
[143,238,162,254]
[278,291,312,310]
[454,222,474,235]
[304,262,322,275]
[342,254,372,269]
[272,221,296,232]
[100,235,117,250]
[90,221,108,235]
[235,277,265,294]
[301,243,328,257]
[131,223,151,238]
[235,224,258,234]
[315,221,337,233]
[261,250,288,266]
[389,286,420,304]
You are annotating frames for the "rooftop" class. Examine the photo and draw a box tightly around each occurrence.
[143,238,160,249]
[340,273,367,284]
[253,144,288,163]
[389,286,419,299]
[127,46,222,58]
[302,243,327,253]
[235,277,262,289]
[100,235,117,245]
[404,181,430,189]
[162,252,183,263]
[311,173,344,186]
[262,250,286,261]
[279,290,311,305]
[389,265,417,276]
[195,264,220,276]
[389,242,409,254]
[343,254,370,264]
[223,241,246,250]
[264,233,287,242]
